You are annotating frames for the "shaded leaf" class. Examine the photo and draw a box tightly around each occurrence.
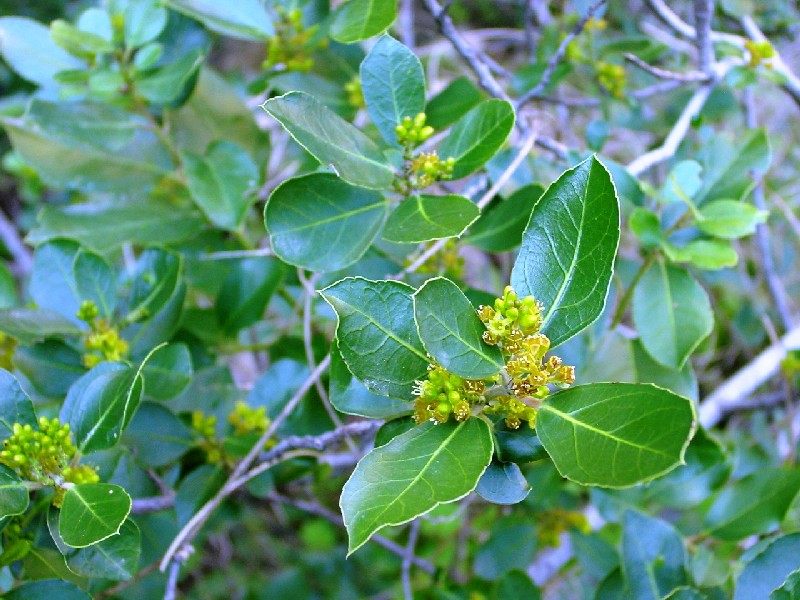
[465,183,542,252]
[66,519,140,581]
[735,534,800,600]
[163,0,273,40]
[476,460,531,505]
[216,257,284,334]
[383,194,479,244]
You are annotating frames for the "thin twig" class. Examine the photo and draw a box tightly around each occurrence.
[0,209,32,276]
[402,519,422,600]
[132,493,176,515]
[398,0,415,49]
[645,0,741,45]
[693,0,715,73]
[163,560,181,600]
[516,0,607,109]
[624,52,710,82]
[200,247,274,261]
[740,15,800,109]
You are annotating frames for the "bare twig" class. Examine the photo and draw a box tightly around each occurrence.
[645,0,741,45]
[0,209,32,276]
[740,15,800,109]
[516,0,607,109]
[624,53,710,82]
[200,247,274,261]
[402,520,422,600]
[694,0,715,73]
[699,324,800,428]
[132,493,176,515]
[163,560,181,600]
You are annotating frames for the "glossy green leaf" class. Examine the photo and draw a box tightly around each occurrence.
[27,198,206,254]
[360,35,425,146]
[0,369,37,440]
[66,519,140,581]
[266,173,388,271]
[135,49,204,107]
[511,156,620,348]
[383,194,479,243]
[465,183,543,252]
[695,129,771,205]
[621,511,687,600]
[629,208,664,248]
[60,361,144,454]
[476,460,531,504]
[124,282,186,359]
[704,468,800,541]
[735,534,800,600]
[4,580,90,600]
[59,483,132,548]
[439,99,515,179]
[426,76,484,130]
[181,140,258,230]
[216,257,284,334]
[2,100,173,193]
[14,341,85,399]
[263,92,395,190]
[141,343,193,401]
[122,402,193,467]
[633,261,713,369]
[413,277,503,378]
[493,421,547,464]
[341,418,493,554]
[697,199,768,239]
[536,383,696,488]
[163,0,273,40]
[772,569,800,600]
[74,249,116,318]
[0,464,28,518]
[126,248,182,323]
[664,239,739,270]
[491,570,541,600]
[0,308,82,345]
[0,17,83,87]
[320,278,429,399]
[329,341,412,419]
[331,0,397,43]
[124,0,167,47]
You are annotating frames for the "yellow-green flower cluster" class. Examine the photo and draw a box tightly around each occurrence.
[395,113,435,147]
[228,401,270,436]
[192,411,223,464]
[263,8,324,73]
[537,508,591,547]
[0,332,17,371]
[745,39,775,68]
[479,286,575,428]
[596,61,626,99]
[0,417,98,506]
[407,152,456,190]
[78,300,128,368]
[344,76,365,109]
[412,365,487,425]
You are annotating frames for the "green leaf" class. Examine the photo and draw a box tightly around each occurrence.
[493,421,547,464]
[74,249,116,318]
[141,343,193,401]
[695,129,771,205]
[60,361,144,454]
[14,341,85,399]
[0,262,17,309]
[329,341,412,419]
[772,569,800,600]
[664,239,739,270]
[475,460,531,505]
[266,173,388,271]
[2,100,173,194]
[320,277,429,399]
[439,99,515,179]
[536,383,696,488]
[163,0,273,40]
[341,418,493,554]
[511,156,620,348]
[383,194,479,243]
[126,248,182,322]
[0,369,37,440]
[122,402,193,467]
[66,519,140,581]
[0,17,83,87]
[175,465,225,527]
[413,277,503,379]
[124,283,186,359]
[4,580,90,600]
[215,257,285,334]
[0,308,82,345]
[360,35,425,146]
[662,160,703,204]
[331,0,397,43]
[475,515,537,580]
[124,0,167,48]
[181,140,258,230]
[696,199,768,239]
[0,464,28,518]
[735,534,800,600]
[263,92,395,190]
[135,49,204,107]
[465,183,543,252]
[426,76,484,130]
[621,511,687,600]
[27,198,206,255]
[704,468,800,541]
[491,570,541,600]
[629,208,664,248]
[633,261,713,369]
[59,483,131,548]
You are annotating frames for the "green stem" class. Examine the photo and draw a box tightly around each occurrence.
[610,252,656,328]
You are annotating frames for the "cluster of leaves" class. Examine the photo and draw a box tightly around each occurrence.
[0,0,797,598]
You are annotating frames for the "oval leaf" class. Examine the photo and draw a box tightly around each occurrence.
[341,418,493,554]
[382,194,479,243]
[413,277,503,379]
[633,261,713,370]
[475,460,531,505]
[0,369,37,439]
[320,278,429,399]
[511,156,619,348]
[0,464,29,517]
[66,519,141,581]
[266,173,388,271]
[361,35,425,146]
[465,183,543,252]
[439,99,515,179]
[735,534,800,600]
[536,383,696,488]
[59,483,132,548]
[262,92,395,190]
[622,511,687,599]
[331,0,397,43]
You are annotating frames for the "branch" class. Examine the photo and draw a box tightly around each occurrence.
[699,324,800,428]
[402,519,422,600]
[694,0,715,72]
[624,53,710,82]
[645,0,741,45]
[132,493,175,515]
[516,0,607,109]
[0,209,32,277]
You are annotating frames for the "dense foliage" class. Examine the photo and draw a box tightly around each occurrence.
[0,0,799,598]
